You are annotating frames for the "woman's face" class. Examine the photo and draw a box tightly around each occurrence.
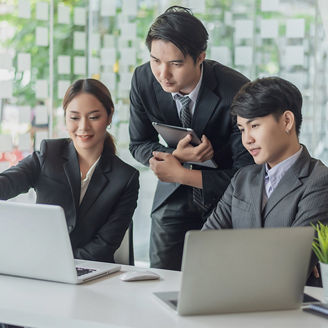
[65,92,111,155]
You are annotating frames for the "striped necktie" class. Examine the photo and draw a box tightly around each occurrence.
[176,95,208,212]
[177,95,192,128]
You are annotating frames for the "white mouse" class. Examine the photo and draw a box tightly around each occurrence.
[120,270,160,282]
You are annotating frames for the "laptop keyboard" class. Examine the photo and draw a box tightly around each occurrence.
[76,267,96,276]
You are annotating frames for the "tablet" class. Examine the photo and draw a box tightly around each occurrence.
[152,122,201,147]
[152,122,218,168]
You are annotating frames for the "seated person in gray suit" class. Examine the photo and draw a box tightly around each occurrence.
[0,79,139,263]
[203,77,328,283]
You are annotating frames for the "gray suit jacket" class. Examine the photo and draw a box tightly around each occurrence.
[203,147,328,230]
[203,147,328,276]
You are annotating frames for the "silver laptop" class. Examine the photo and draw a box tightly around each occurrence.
[0,201,121,284]
[154,227,314,316]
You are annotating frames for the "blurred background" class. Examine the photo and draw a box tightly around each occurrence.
[0,0,327,266]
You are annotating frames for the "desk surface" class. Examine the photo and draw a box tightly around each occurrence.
[0,263,326,328]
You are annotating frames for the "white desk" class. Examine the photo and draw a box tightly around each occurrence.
[0,264,326,328]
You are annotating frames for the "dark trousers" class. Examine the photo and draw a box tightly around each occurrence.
[149,185,206,271]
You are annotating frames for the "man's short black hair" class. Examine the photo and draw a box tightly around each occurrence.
[231,77,303,136]
[145,6,208,63]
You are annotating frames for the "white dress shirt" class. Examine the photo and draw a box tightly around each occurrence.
[80,156,100,204]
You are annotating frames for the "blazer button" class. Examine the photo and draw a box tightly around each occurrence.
[68,225,73,232]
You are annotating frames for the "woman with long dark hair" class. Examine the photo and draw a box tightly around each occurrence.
[0,79,139,263]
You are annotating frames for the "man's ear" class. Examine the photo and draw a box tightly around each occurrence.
[283,110,295,134]
[197,52,206,65]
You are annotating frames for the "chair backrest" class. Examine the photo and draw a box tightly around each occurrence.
[114,222,134,265]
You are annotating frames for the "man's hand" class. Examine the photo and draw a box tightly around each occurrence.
[172,134,214,163]
[149,151,203,187]
[313,265,320,278]
[149,151,186,183]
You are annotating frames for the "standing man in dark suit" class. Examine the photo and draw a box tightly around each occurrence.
[129,6,253,270]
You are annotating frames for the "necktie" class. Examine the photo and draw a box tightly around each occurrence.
[177,95,192,128]
[176,95,208,212]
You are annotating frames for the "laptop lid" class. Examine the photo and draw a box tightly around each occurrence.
[155,227,314,316]
[0,201,120,284]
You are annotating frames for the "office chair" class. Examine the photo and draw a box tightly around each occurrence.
[114,222,134,265]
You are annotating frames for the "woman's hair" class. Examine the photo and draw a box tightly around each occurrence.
[63,78,116,154]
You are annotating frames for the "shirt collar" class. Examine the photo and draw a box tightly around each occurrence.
[265,146,303,189]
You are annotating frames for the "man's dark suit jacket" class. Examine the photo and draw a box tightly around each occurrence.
[129,59,253,212]
[0,138,139,263]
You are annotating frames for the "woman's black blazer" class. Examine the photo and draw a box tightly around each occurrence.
[0,138,139,263]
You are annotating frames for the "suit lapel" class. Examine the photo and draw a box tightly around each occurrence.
[63,142,81,220]
[262,147,311,219]
[249,165,266,227]
[192,61,221,136]
[79,145,113,215]
[153,81,181,126]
